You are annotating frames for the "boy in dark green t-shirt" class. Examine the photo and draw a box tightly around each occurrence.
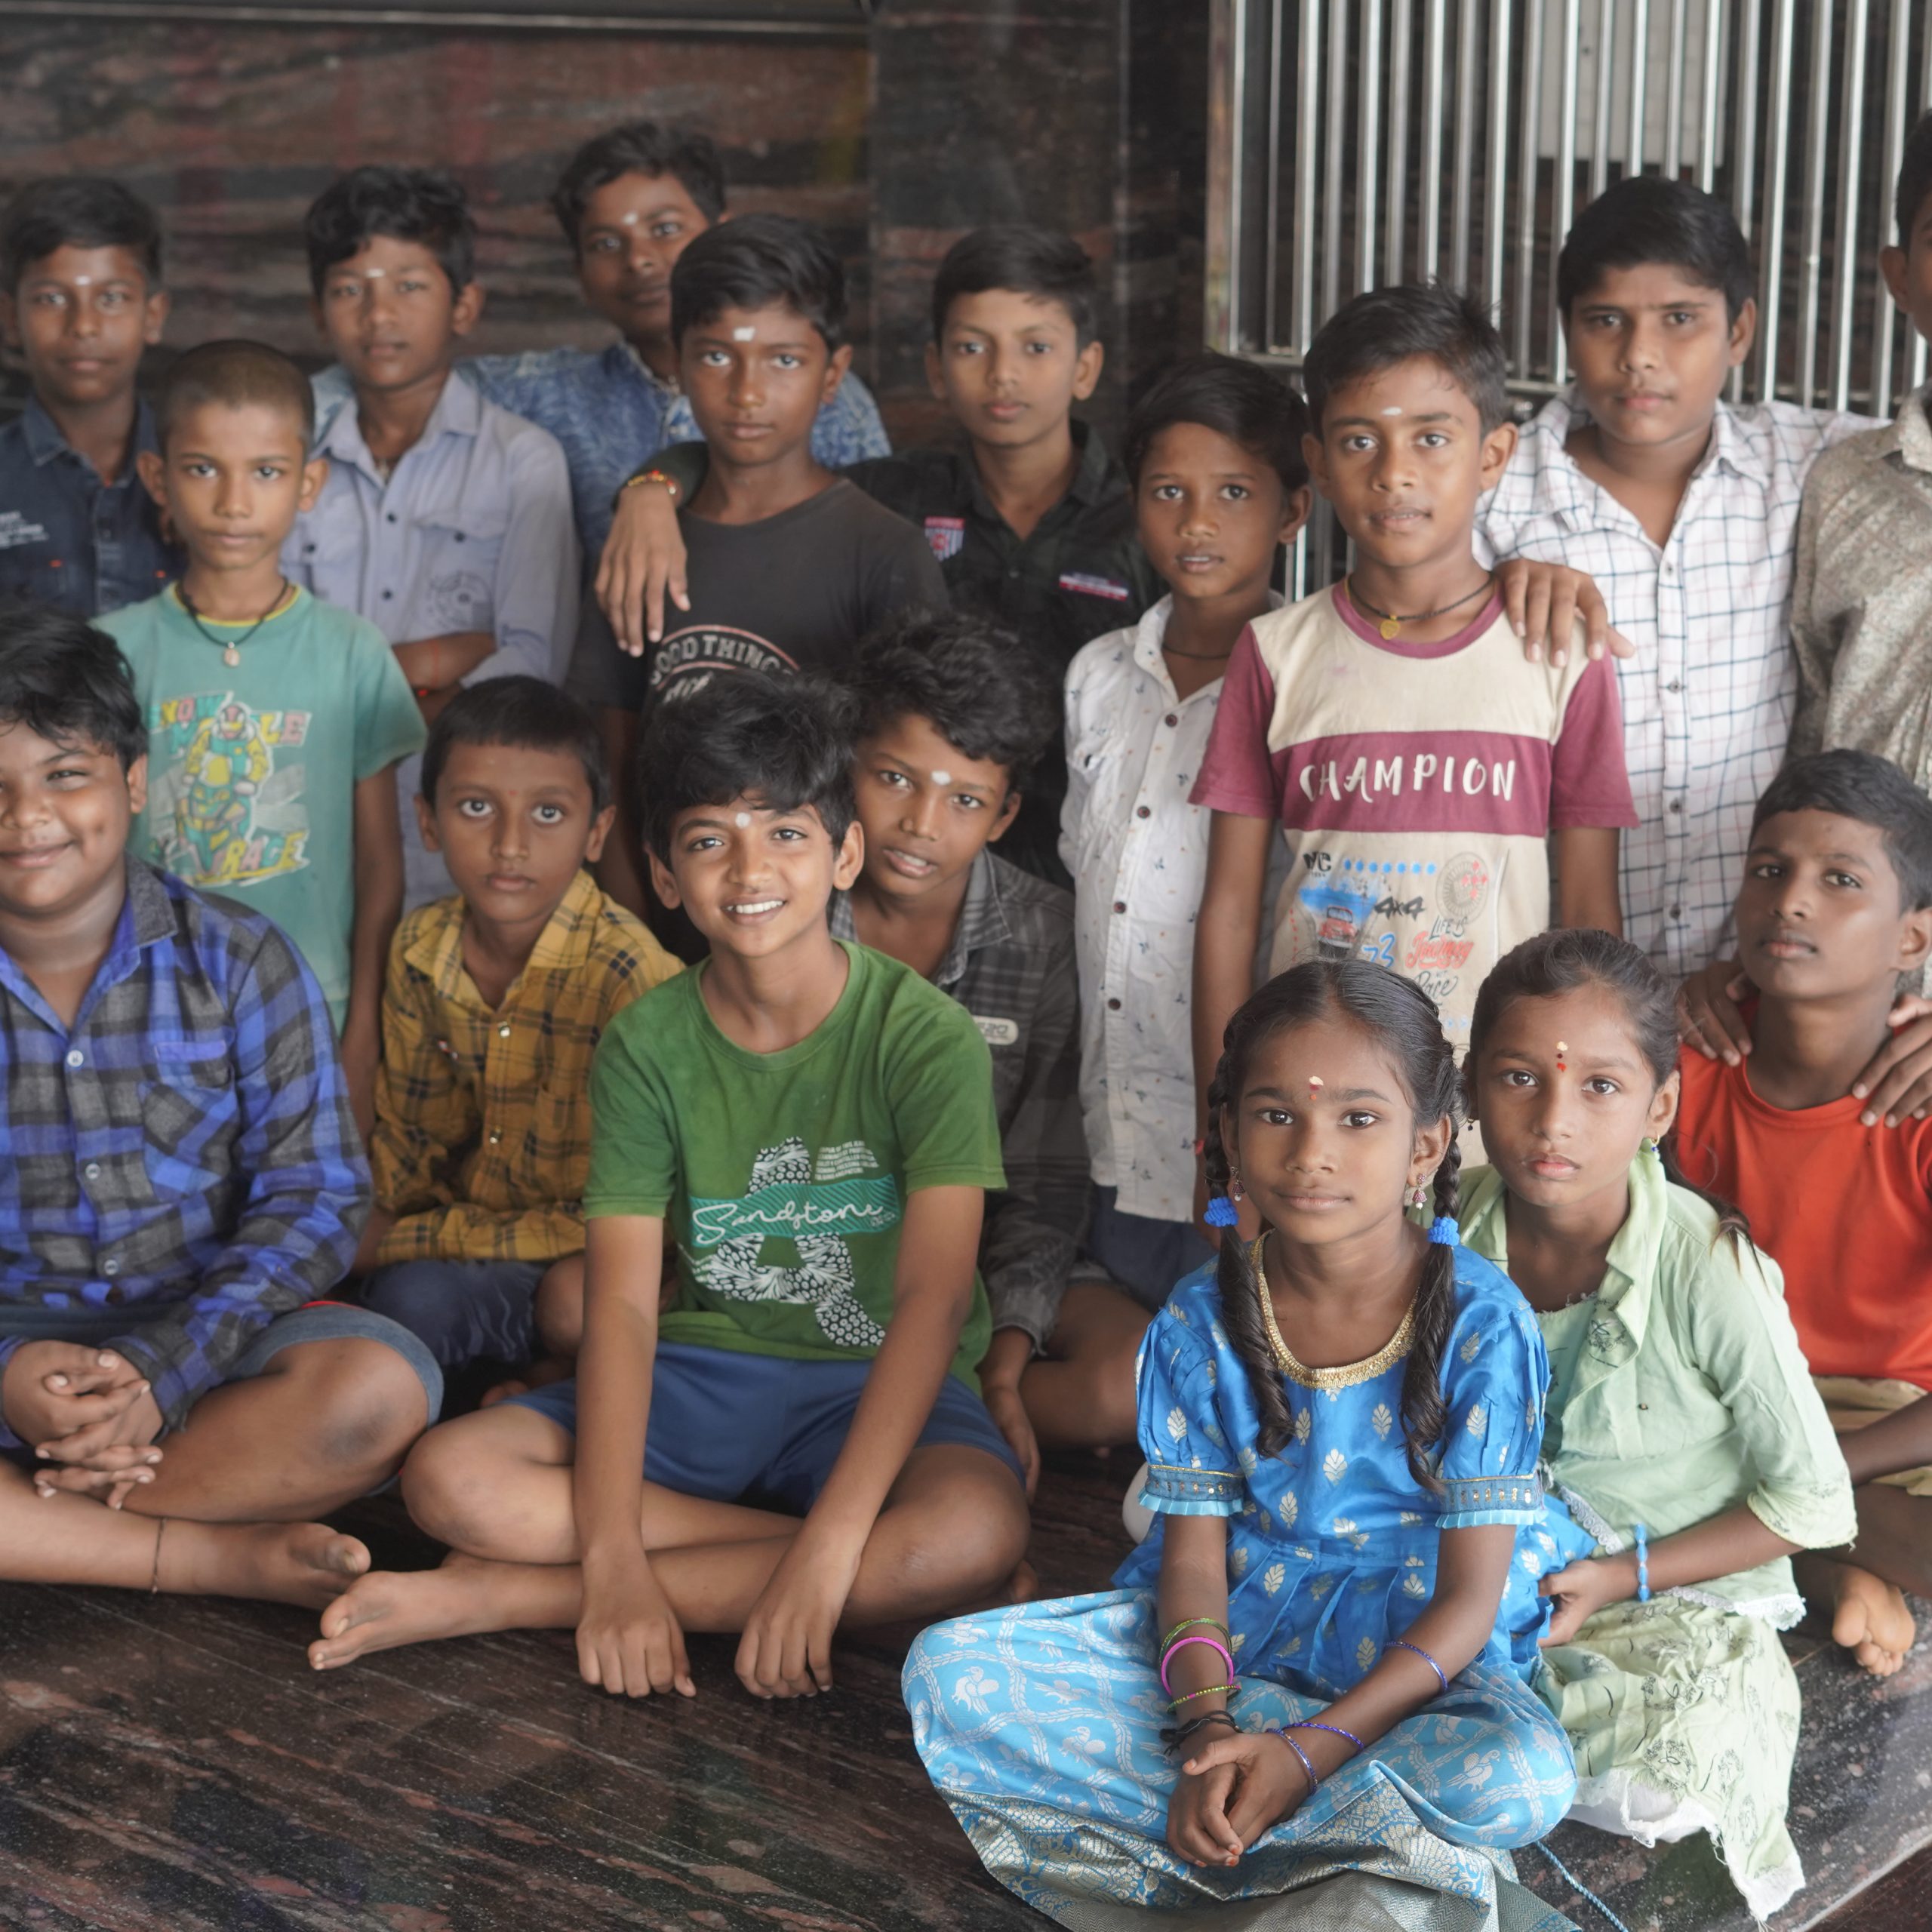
[309,673,1029,1699]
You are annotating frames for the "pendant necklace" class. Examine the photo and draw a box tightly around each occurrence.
[1347,571,1495,642]
[180,578,292,668]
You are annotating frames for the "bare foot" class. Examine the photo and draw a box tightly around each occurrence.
[309,1553,515,1671]
[170,1520,370,1610]
[1820,1558,1916,1676]
[478,1377,529,1408]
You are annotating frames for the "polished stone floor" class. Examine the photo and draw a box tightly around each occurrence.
[0,1454,1924,1931]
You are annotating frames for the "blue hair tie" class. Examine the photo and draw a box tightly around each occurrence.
[1203,1196,1240,1229]
[1427,1217,1460,1247]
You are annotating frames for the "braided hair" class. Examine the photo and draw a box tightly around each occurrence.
[1467,926,1749,1241]
[1201,961,1463,1488]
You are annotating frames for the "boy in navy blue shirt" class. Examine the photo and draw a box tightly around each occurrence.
[0,178,179,614]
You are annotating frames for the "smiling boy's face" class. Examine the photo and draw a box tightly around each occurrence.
[678,300,848,476]
[420,739,612,940]
[1561,261,1754,456]
[0,243,168,414]
[0,718,145,925]
[648,789,863,961]
[852,711,1018,908]
[315,232,481,398]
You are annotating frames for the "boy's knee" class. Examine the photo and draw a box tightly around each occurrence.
[535,1254,586,1355]
[292,1338,431,1473]
[904,1460,1029,1598]
[399,1421,501,1547]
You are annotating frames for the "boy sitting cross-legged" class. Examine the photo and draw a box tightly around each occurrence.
[1673,749,1932,1677]
[309,672,1029,1694]
[0,608,438,1607]
[836,614,1088,1489]
[356,677,681,1383]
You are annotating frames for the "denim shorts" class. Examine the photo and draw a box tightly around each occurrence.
[506,1342,1023,1512]
[0,1298,442,1462]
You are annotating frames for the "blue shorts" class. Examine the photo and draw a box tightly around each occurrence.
[506,1343,1023,1512]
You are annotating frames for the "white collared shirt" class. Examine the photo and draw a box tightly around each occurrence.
[1476,389,1875,975]
[1060,595,1281,1222]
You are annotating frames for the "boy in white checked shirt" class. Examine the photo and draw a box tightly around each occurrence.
[1478,177,1874,981]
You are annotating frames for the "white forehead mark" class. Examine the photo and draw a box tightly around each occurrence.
[72,275,93,288]
[930,769,952,786]
[1380,405,1403,416]
[734,811,752,828]
[620,211,641,226]
[731,326,757,341]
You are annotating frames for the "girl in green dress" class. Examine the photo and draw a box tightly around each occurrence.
[1459,928,1857,1920]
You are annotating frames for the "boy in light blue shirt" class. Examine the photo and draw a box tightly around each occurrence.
[287,167,578,907]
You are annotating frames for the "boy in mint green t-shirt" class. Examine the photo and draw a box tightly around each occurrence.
[306,672,1029,1700]
[105,340,423,1134]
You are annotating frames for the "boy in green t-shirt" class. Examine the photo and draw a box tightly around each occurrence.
[309,672,1029,1697]
[103,339,425,1135]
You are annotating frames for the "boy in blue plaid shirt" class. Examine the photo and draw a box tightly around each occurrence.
[0,608,439,1606]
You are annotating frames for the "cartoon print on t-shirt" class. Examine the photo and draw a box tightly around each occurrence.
[688,1135,899,1349]
[148,691,312,887]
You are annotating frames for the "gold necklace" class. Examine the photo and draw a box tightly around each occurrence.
[1250,1235,1416,1389]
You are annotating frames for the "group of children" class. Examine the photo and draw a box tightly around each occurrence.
[3,104,1932,1932]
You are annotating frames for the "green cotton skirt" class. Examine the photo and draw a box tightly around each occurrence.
[1539,1596,1805,1922]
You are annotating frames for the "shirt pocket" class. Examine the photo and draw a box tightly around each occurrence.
[140,1040,239,1201]
[414,508,506,640]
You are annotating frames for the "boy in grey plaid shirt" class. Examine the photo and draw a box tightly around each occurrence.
[0,608,439,1607]
[836,614,1089,1492]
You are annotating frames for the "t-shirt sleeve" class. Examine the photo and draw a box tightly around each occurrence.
[1134,1306,1244,1515]
[580,1001,681,1220]
[1549,649,1638,829]
[885,986,1006,1193]
[351,620,430,781]
[1188,623,1281,818]
[860,505,949,626]
[1435,1283,1549,1527]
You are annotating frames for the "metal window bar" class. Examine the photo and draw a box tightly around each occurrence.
[1206,0,1932,584]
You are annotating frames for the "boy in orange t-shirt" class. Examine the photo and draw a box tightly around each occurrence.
[1675,749,1932,1675]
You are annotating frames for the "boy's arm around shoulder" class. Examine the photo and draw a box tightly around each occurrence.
[111,921,370,1432]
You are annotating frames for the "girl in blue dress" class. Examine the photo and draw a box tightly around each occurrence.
[904,962,1579,1928]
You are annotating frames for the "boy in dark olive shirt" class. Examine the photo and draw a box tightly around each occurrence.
[598,226,1159,884]
[571,214,945,924]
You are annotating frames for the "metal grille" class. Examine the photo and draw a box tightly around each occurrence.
[1206,0,1932,577]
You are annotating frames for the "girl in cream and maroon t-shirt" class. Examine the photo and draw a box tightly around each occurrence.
[1192,583,1636,1050]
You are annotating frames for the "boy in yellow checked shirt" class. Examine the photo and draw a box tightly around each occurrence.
[355,677,678,1382]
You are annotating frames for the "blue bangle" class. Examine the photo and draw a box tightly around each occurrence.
[1632,1521,1651,1602]
[1267,1725,1320,1794]
[1386,1638,1451,1694]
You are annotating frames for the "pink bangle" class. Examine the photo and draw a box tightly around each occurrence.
[1160,1632,1235,1694]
